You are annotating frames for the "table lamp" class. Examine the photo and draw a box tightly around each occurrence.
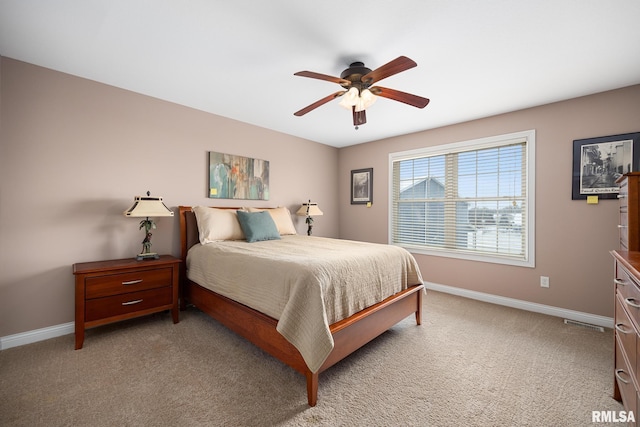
[296,200,323,236]
[124,191,174,260]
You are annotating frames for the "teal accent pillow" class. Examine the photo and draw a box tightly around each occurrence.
[236,210,281,243]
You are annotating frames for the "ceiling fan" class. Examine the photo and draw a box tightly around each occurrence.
[293,56,429,128]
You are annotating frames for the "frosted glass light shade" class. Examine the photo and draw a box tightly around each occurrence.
[357,89,377,111]
[339,87,359,110]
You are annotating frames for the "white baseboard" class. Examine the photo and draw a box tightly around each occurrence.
[0,322,74,350]
[0,284,614,350]
[425,282,614,329]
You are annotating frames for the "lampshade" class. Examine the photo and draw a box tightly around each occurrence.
[124,194,174,218]
[296,201,323,217]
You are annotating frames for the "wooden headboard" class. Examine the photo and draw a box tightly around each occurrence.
[178,206,199,262]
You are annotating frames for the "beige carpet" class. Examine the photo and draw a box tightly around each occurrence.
[0,291,623,426]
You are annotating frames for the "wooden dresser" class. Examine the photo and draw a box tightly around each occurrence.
[612,250,640,424]
[73,255,181,349]
[617,172,640,251]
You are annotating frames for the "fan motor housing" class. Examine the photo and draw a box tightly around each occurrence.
[340,62,372,85]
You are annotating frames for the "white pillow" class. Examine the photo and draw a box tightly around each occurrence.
[192,206,245,243]
[247,207,297,235]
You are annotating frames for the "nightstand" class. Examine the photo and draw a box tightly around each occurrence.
[73,255,181,349]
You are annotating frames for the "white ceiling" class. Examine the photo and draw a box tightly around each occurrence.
[1,1,639,148]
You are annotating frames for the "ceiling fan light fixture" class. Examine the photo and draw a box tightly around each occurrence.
[339,87,377,112]
[294,56,427,124]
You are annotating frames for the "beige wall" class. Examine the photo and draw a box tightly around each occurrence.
[2,55,639,339]
[339,84,640,318]
[0,58,339,336]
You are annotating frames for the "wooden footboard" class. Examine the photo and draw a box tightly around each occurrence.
[178,206,424,406]
[184,278,423,406]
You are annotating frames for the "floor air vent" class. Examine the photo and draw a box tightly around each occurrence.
[563,319,605,332]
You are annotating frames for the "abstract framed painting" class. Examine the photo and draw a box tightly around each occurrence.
[208,152,269,200]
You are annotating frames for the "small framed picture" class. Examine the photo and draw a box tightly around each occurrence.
[351,168,373,205]
[572,132,640,200]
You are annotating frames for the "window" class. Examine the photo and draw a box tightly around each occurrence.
[389,130,535,267]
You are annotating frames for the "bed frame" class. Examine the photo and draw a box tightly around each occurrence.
[178,206,424,406]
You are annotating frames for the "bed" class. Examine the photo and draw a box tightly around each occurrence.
[179,205,425,406]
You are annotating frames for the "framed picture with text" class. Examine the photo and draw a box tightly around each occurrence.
[572,132,640,200]
[351,168,373,205]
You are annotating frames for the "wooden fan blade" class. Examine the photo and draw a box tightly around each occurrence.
[370,86,430,109]
[294,71,351,86]
[294,91,346,116]
[361,56,417,85]
[353,107,366,126]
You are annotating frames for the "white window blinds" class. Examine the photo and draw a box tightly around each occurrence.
[389,130,535,267]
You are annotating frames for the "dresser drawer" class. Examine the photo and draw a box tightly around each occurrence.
[616,339,639,420]
[616,265,640,328]
[85,287,172,322]
[617,173,640,251]
[621,210,630,250]
[616,293,638,380]
[85,267,173,299]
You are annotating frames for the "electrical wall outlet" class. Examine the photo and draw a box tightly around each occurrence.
[540,276,550,288]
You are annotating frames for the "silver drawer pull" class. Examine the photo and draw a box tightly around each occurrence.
[618,194,627,199]
[122,279,143,285]
[122,299,143,306]
[615,279,627,286]
[618,225,627,228]
[615,323,633,335]
[615,369,630,384]
[625,298,640,309]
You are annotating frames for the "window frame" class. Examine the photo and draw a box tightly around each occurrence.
[388,129,536,268]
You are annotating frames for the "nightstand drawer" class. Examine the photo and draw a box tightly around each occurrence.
[85,268,172,299]
[85,287,172,322]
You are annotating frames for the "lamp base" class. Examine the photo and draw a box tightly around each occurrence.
[136,252,160,261]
